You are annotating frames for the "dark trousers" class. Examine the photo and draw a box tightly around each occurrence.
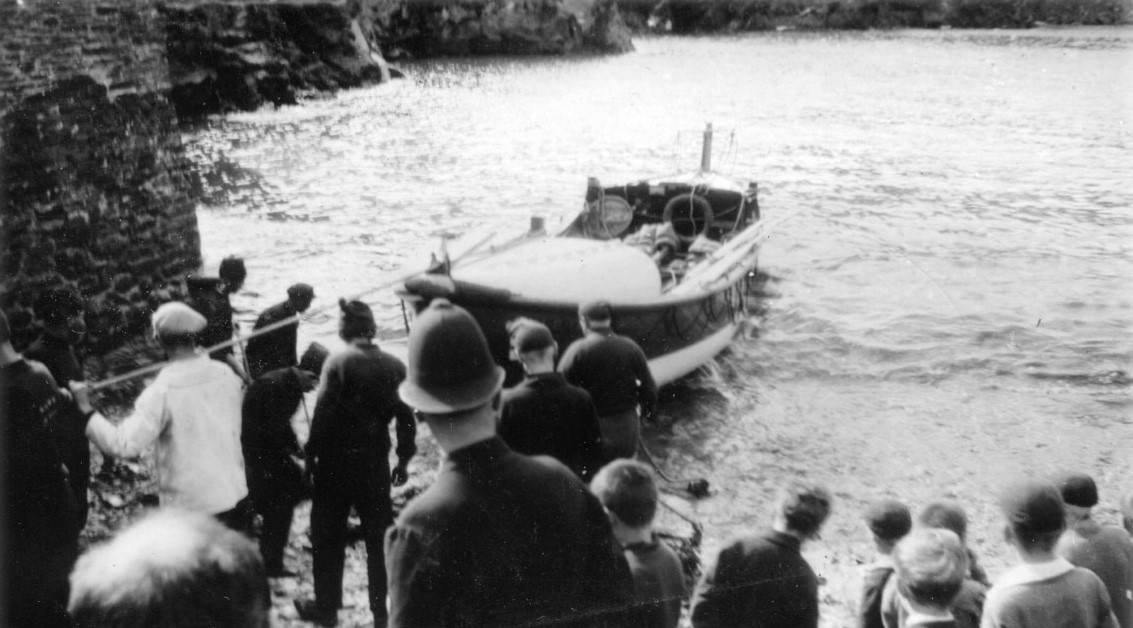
[63,437,91,528]
[310,455,392,622]
[598,408,640,462]
[246,459,305,571]
[258,495,297,571]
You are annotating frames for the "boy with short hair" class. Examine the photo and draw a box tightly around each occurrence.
[882,501,987,628]
[859,499,913,628]
[918,501,989,586]
[892,528,969,627]
[691,481,833,628]
[980,479,1118,628]
[591,459,686,628]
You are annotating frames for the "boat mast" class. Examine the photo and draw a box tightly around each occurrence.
[700,123,713,173]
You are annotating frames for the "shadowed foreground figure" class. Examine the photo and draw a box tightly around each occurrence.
[1,309,78,628]
[691,481,833,628]
[68,509,270,628]
[25,288,93,528]
[385,298,634,628]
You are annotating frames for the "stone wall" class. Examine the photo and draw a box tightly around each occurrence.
[0,0,200,356]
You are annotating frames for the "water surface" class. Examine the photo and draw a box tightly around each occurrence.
[187,26,1133,625]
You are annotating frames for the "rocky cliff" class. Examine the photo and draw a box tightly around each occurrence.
[162,0,634,118]
[622,0,1130,32]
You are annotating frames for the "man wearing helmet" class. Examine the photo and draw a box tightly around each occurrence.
[385,298,633,628]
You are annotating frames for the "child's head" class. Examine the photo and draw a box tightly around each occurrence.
[893,528,968,613]
[776,481,833,540]
[864,499,912,553]
[919,501,970,543]
[590,460,659,531]
[999,479,1066,556]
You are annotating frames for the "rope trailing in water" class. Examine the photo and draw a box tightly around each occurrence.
[637,434,710,499]
[88,231,513,391]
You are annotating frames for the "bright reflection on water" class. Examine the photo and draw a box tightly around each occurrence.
[187,26,1132,625]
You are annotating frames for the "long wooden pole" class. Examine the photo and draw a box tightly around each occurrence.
[88,231,512,391]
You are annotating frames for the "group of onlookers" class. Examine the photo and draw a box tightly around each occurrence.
[3,267,1132,628]
[853,474,1133,628]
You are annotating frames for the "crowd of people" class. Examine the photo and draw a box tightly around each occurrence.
[3,265,1133,628]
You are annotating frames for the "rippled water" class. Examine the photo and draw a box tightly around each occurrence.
[187,26,1132,624]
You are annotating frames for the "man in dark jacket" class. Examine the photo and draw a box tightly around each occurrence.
[187,256,249,382]
[294,300,416,627]
[386,298,634,628]
[558,299,657,461]
[499,319,603,481]
[1,309,79,628]
[246,283,314,380]
[25,288,93,527]
[691,481,833,628]
[242,342,328,577]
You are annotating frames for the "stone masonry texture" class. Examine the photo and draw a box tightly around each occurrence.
[1,0,201,360]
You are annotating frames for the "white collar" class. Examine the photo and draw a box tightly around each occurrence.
[995,557,1074,589]
[899,592,955,626]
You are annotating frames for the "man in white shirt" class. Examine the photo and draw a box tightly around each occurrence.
[72,302,250,530]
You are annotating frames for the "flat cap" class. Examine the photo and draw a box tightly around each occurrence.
[287,283,315,300]
[513,321,555,353]
[1000,479,1065,533]
[1055,472,1098,508]
[152,302,207,335]
[579,299,612,320]
[864,499,912,541]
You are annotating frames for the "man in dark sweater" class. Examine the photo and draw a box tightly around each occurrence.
[25,288,92,527]
[558,299,657,461]
[246,283,314,380]
[1,309,79,628]
[499,319,603,481]
[386,299,634,628]
[690,481,833,628]
[294,300,416,627]
[187,256,249,382]
[1054,472,1133,628]
[242,342,328,577]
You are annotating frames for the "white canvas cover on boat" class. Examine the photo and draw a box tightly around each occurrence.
[454,237,662,302]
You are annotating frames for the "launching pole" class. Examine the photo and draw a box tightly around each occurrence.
[700,123,713,173]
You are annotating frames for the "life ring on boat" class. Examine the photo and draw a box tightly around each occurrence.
[587,195,634,240]
[662,193,714,243]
